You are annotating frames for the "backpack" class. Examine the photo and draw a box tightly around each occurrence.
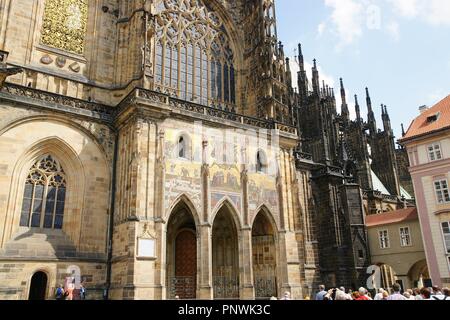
[55,287,63,298]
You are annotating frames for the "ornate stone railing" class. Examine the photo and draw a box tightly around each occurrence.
[1,82,298,135]
[363,190,401,203]
[382,194,400,202]
[294,151,313,162]
[0,83,114,121]
[119,88,298,134]
[312,165,343,178]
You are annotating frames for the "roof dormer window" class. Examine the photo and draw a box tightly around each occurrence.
[427,112,440,123]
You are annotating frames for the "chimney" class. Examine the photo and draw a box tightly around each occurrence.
[419,105,429,114]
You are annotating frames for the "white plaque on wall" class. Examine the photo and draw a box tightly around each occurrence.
[137,238,156,259]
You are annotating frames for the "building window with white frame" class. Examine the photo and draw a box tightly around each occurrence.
[379,230,390,249]
[428,143,442,161]
[400,227,412,247]
[434,180,450,204]
[441,222,450,254]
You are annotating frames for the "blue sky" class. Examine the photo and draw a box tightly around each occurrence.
[276,0,450,138]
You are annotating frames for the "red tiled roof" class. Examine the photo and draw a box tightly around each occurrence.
[365,208,418,227]
[401,95,450,141]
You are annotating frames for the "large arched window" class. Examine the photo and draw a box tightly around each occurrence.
[40,0,88,55]
[154,0,236,111]
[20,155,67,229]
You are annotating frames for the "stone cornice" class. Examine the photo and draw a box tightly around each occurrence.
[0,84,299,139]
[0,83,114,123]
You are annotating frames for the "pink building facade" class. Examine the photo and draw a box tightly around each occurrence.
[400,96,450,288]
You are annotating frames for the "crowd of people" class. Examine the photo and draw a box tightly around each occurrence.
[55,283,86,300]
[313,283,450,301]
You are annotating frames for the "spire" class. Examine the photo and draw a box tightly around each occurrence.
[382,104,393,135]
[285,57,292,86]
[355,94,361,123]
[312,59,320,95]
[366,87,377,136]
[366,87,373,112]
[297,43,308,100]
[340,78,350,121]
[298,43,304,72]
[278,41,285,58]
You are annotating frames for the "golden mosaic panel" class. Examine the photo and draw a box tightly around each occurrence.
[40,0,88,55]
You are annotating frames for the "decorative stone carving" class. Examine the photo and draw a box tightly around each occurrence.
[56,56,67,68]
[40,54,53,65]
[69,62,80,73]
[41,0,88,55]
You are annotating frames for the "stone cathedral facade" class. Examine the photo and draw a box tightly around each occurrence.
[0,0,413,300]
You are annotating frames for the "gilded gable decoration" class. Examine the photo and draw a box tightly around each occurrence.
[40,0,88,55]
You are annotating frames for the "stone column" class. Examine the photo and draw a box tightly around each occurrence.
[277,230,303,300]
[239,227,255,300]
[198,223,213,299]
[198,140,213,299]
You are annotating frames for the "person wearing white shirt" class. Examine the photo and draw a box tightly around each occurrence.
[387,283,406,301]
[374,288,385,300]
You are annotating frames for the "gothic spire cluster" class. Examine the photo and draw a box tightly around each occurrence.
[294,43,396,138]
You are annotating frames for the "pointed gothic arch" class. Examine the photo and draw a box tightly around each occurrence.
[251,208,278,299]
[0,115,112,163]
[165,193,201,226]
[212,201,240,299]
[3,137,86,244]
[252,204,279,233]
[210,197,242,229]
[0,117,111,253]
[166,195,200,299]
[19,154,68,229]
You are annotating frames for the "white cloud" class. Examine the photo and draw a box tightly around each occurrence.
[386,21,400,41]
[387,0,450,26]
[426,0,450,26]
[317,22,327,37]
[321,0,450,49]
[387,0,421,18]
[324,0,365,48]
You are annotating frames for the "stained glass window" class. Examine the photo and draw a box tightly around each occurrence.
[20,155,67,229]
[154,0,236,110]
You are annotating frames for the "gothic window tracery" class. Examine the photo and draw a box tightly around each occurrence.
[20,155,67,230]
[40,0,88,55]
[154,0,236,110]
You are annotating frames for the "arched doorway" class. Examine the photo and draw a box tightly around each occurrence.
[408,260,431,288]
[167,201,198,299]
[252,212,277,299]
[28,271,48,300]
[212,206,239,299]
